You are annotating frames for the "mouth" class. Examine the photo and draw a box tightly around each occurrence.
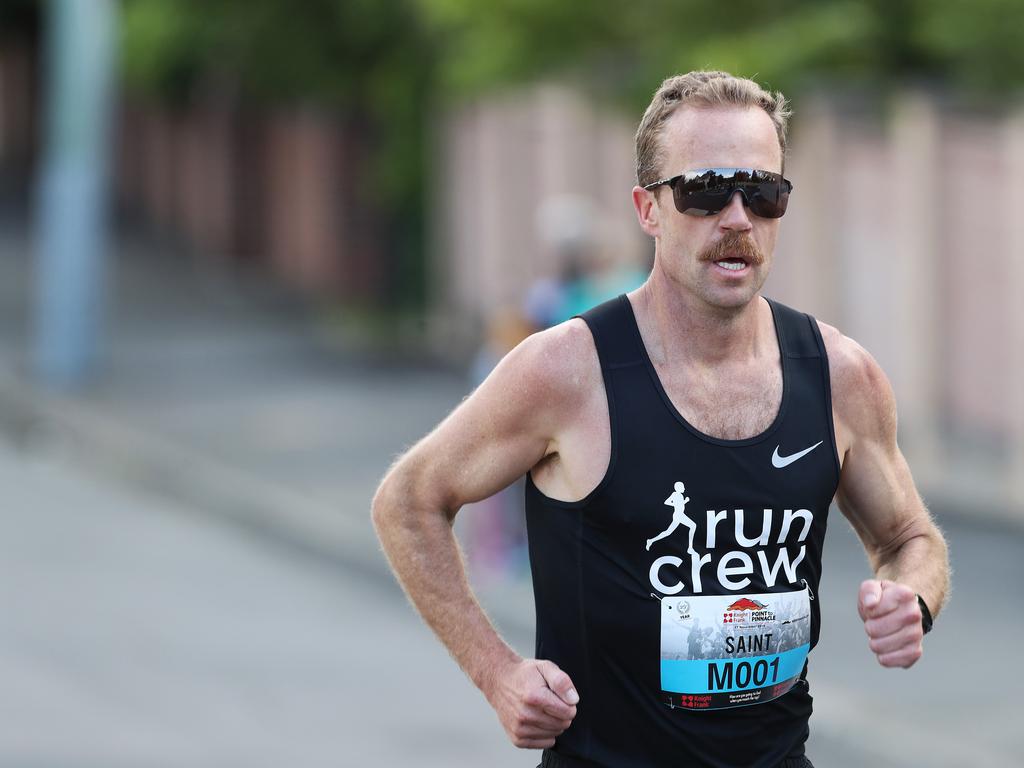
[712,255,750,273]
[700,233,764,275]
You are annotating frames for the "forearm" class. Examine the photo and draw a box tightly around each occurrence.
[372,487,521,697]
[872,523,950,618]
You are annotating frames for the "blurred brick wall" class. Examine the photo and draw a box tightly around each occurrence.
[116,98,386,302]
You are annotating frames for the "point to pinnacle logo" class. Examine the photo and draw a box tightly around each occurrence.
[727,598,767,611]
[723,598,776,624]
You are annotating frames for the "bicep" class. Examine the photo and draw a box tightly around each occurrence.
[831,338,928,558]
[412,391,552,514]
[387,334,569,517]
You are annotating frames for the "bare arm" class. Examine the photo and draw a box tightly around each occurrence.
[372,321,595,747]
[825,325,951,667]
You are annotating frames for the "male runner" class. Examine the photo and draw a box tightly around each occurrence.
[373,71,950,767]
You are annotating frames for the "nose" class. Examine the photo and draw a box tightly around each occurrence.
[719,190,753,232]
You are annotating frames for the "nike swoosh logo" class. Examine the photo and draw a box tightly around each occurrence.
[771,441,824,468]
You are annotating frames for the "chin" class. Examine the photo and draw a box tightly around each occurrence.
[709,269,769,309]
[696,284,762,312]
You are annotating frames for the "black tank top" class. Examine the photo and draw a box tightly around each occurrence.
[525,294,840,768]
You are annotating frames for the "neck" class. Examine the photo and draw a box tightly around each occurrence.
[630,267,769,367]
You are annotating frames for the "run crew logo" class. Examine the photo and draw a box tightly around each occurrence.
[645,479,814,596]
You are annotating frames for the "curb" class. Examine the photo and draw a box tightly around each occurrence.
[0,368,385,574]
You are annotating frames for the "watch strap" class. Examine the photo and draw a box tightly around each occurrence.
[917,594,933,635]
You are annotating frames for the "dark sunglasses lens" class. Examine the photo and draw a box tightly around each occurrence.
[672,185,732,216]
[673,171,727,216]
[748,182,789,218]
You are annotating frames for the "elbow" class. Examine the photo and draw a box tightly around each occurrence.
[371,467,400,539]
[372,453,409,537]
[371,456,447,540]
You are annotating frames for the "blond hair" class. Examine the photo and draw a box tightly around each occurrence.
[635,71,792,187]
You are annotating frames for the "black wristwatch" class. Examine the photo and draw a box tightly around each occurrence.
[917,595,933,635]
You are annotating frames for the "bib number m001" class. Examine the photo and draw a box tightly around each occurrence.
[658,587,810,710]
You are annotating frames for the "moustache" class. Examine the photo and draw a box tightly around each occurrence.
[699,233,765,265]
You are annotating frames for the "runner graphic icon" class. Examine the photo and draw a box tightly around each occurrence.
[646,481,697,554]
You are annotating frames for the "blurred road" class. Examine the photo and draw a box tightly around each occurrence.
[0,217,1022,766]
[0,439,530,768]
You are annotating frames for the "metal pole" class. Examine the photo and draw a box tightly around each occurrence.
[33,0,117,388]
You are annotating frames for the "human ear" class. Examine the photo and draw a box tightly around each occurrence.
[632,185,661,238]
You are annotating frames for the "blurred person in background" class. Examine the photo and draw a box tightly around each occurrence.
[528,194,649,329]
[525,195,595,331]
[373,70,950,767]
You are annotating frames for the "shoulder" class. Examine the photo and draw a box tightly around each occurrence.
[482,317,602,421]
[393,318,601,492]
[815,319,897,441]
[508,317,599,380]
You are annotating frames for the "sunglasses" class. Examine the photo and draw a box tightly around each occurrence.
[643,168,793,219]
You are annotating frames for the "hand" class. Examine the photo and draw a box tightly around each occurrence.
[485,658,579,749]
[857,579,924,668]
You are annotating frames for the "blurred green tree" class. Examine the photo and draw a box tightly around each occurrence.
[121,0,435,309]
[0,0,40,36]
[415,0,1024,106]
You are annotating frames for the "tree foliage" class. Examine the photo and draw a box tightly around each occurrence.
[121,0,435,194]
[414,0,1024,109]
[0,0,39,36]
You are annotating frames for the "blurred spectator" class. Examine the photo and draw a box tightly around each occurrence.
[522,253,582,331]
[558,245,648,322]
[529,193,648,329]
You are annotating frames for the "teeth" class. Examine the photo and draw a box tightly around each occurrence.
[716,260,746,271]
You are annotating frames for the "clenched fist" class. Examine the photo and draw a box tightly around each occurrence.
[858,579,924,668]
[485,658,579,749]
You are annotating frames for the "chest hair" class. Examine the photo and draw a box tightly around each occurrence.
[656,361,783,441]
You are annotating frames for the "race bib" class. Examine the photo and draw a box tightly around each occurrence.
[659,586,810,710]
